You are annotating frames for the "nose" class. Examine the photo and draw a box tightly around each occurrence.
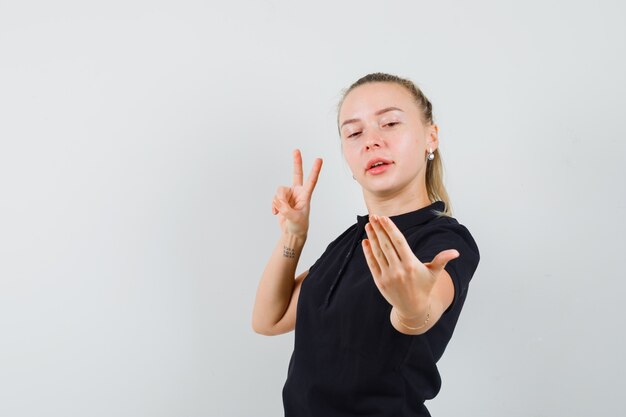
[363,131,383,151]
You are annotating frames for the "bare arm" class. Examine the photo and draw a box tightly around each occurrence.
[252,234,308,335]
[251,150,322,336]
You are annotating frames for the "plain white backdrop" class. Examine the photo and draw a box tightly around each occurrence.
[1,1,625,416]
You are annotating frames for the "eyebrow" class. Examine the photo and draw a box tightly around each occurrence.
[340,107,404,129]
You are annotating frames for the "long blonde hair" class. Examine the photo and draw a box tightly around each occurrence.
[337,72,452,217]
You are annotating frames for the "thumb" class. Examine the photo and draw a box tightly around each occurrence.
[426,249,460,274]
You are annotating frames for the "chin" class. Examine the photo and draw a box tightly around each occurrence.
[362,183,398,196]
[363,176,413,196]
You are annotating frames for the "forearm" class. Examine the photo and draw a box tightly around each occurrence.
[252,232,306,333]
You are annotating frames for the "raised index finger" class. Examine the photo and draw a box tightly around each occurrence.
[293,149,303,187]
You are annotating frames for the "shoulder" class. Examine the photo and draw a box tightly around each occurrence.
[325,222,359,252]
[411,215,480,310]
[407,215,480,303]
[406,215,479,263]
[308,222,358,273]
[389,214,483,315]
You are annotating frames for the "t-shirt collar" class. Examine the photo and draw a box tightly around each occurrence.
[357,200,445,231]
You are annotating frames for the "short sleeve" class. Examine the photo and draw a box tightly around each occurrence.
[411,221,480,313]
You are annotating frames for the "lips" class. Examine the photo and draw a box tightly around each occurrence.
[365,157,393,173]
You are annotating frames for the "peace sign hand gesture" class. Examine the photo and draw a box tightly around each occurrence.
[272,149,323,239]
[362,214,460,334]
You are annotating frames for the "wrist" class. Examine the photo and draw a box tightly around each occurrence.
[281,232,307,257]
[392,302,432,332]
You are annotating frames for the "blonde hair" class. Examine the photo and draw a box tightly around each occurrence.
[337,72,452,217]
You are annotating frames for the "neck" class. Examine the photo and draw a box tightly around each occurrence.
[363,181,431,217]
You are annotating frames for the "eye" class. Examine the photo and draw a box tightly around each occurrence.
[346,131,362,139]
[384,122,399,128]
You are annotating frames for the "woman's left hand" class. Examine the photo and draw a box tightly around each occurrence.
[362,214,459,331]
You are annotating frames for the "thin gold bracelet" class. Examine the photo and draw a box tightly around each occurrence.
[394,305,431,331]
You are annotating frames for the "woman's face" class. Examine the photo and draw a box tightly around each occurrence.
[338,82,438,198]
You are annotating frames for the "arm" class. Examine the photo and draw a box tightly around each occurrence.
[251,150,322,336]
[252,233,308,335]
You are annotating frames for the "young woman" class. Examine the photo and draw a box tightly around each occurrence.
[252,73,480,417]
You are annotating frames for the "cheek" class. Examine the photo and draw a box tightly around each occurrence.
[398,133,424,153]
[342,144,360,170]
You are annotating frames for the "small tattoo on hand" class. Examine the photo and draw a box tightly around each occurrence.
[283,246,296,258]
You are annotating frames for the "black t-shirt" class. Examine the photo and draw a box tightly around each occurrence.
[282,201,480,417]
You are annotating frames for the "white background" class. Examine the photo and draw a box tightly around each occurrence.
[1,1,625,416]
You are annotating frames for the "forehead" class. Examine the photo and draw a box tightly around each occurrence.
[339,82,417,121]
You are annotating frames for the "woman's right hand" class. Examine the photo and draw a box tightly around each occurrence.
[272,149,323,238]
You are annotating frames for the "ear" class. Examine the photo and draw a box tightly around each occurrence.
[426,124,439,152]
